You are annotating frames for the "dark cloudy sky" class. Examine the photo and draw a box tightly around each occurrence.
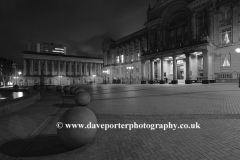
[0,0,155,65]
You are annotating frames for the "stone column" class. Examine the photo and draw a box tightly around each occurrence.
[207,9,213,42]
[203,50,208,80]
[149,59,154,83]
[101,64,103,76]
[63,61,66,76]
[75,62,77,76]
[23,59,27,76]
[94,63,97,75]
[99,64,102,76]
[38,60,41,75]
[160,57,164,83]
[202,50,213,84]
[185,53,191,84]
[58,61,60,76]
[30,59,34,75]
[79,62,82,76]
[191,12,196,39]
[233,5,239,43]
[171,55,178,84]
[51,61,54,76]
[141,61,145,82]
[85,63,88,76]
[89,63,92,76]
[45,61,48,75]
[157,60,160,80]
[69,62,72,76]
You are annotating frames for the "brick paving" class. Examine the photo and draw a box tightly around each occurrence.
[0,83,240,160]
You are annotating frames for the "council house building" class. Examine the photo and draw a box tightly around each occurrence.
[102,0,240,84]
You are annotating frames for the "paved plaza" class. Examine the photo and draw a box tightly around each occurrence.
[1,83,240,160]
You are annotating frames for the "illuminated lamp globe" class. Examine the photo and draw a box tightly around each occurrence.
[74,91,91,106]
[63,86,71,94]
[46,85,52,90]
[57,107,98,148]
[70,86,78,95]
[74,87,85,95]
[56,85,63,92]
[236,48,240,53]
[13,85,19,89]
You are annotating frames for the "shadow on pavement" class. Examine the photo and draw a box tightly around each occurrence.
[0,134,91,157]
[52,103,76,108]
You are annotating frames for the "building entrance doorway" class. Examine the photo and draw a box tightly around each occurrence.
[177,66,184,79]
[177,60,184,80]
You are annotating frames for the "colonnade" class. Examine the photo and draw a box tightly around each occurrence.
[141,50,211,84]
[23,59,103,77]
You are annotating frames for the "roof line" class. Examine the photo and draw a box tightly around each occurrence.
[21,51,103,59]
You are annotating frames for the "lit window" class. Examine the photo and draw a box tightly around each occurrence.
[131,53,134,61]
[221,27,231,45]
[222,54,231,67]
[121,55,124,63]
[116,56,119,63]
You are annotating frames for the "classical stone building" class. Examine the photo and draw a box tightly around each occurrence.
[20,51,103,86]
[0,57,22,86]
[102,0,240,84]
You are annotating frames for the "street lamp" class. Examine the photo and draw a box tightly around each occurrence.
[14,76,19,85]
[92,75,96,83]
[236,48,240,53]
[102,70,108,84]
[126,66,134,84]
[58,76,62,85]
[235,47,240,87]
[17,71,21,86]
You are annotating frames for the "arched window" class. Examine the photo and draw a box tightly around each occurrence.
[169,14,189,47]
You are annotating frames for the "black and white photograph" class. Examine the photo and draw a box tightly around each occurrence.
[1,0,240,159]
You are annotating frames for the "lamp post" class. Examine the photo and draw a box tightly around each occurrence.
[18,71,21,86]
[58,76,62,85]
[93,75,96,83]
[102,70,108,84]
[236,47,240,87]
[126,66,134,84]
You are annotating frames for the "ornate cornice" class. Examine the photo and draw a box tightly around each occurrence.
[145,18,163,29]
[187,0,213,10]
[141,43,209,60]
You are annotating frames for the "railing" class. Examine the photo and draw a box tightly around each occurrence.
[217,73,232,79]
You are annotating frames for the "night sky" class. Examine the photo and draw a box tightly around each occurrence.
[0,0,155,65]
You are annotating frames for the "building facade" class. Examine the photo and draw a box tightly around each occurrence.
[20,51,103,86]
[0,57,22,87]
[102,0,240,84]
[37,42,67,54]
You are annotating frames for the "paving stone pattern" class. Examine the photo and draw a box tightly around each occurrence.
[0,83,240,160]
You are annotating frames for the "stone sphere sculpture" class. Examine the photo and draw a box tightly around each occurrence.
[46,85,52,90]
[74,91,91,106]
[63,86,71,94]
[56,85,63,92]
[70,86,78,95]
[13,85,19,89]
[33,85,39,90]
[74,87,85,95]
[57,107,98,148]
